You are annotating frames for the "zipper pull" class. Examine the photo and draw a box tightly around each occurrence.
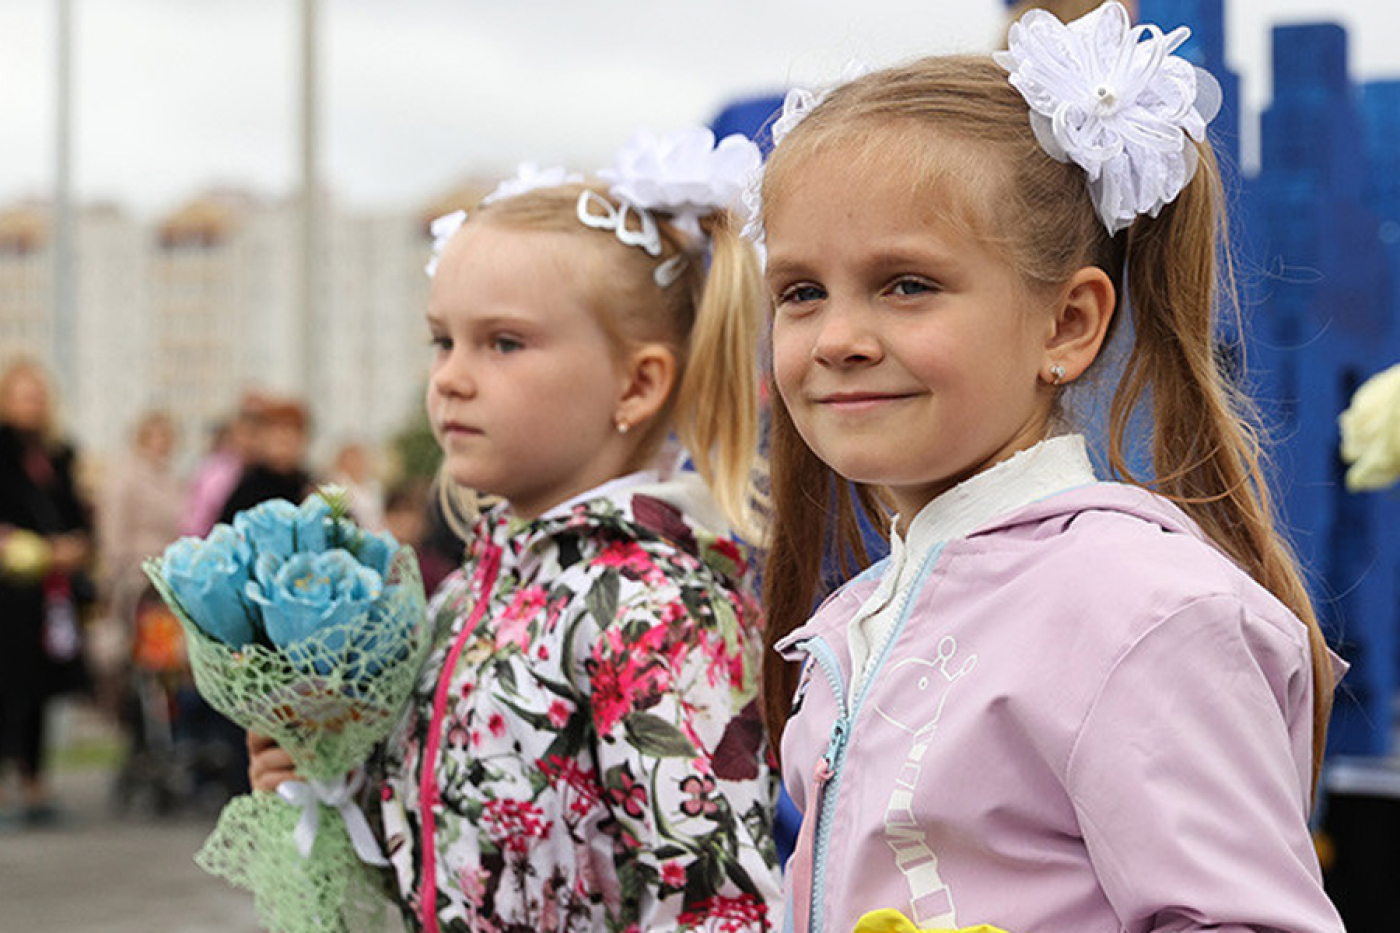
[824,717,849,770]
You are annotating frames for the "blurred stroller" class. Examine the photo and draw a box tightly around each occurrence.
[109,567,247,815]
[108,566,189,815]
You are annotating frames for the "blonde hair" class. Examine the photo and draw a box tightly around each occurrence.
[758,55,1334,791]
[435,183,767,541]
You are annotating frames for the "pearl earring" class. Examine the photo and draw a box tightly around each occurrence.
[615,419,630,435]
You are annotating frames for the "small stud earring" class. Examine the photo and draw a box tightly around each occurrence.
[1050,364,1066,385]
[615,419,630,435]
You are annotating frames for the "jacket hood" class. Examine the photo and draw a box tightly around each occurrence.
[782,480,1349,686]
[777,481,1215,659]
[969,480,1214,546]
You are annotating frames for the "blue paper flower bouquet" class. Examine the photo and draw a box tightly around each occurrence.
[145,487,431,933]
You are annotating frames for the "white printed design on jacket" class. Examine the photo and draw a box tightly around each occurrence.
[872,636,976,928]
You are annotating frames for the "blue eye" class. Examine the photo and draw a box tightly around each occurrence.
[778,283,827,305]
[890,278,936,297]
[491,335,525,354]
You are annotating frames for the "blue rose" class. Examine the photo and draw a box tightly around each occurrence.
[160,525,257,647]
[353,530,398,578]
[245,548,383,653]
[234,496,332,559]
[293,495,334,551]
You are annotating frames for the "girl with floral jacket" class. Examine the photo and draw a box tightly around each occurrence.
[250,129,781,933]
[381,473,776,931]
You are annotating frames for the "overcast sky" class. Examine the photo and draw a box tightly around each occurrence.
[2,0,1398,219]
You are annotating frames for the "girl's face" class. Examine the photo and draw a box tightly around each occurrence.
[766,143,1058,521]
[426,222,630,519]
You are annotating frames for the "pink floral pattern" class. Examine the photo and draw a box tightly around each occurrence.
[379,487,779,932]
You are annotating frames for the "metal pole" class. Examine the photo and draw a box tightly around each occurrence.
[52,0,76,397]
[298,0,321,401]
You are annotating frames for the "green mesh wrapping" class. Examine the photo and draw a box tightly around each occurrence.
[196,792,391,933]
[145,547,430,933]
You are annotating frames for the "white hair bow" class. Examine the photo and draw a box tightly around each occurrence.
[995,1,1221,234]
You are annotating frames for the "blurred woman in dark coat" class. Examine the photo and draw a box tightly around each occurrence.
[0,359,93,826]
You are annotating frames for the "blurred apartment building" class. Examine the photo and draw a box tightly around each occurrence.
[0,185,482,470]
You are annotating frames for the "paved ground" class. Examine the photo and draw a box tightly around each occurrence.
[0,699,405,933]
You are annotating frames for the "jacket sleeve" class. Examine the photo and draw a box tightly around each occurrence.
[1064,593,1343,933]
[578,562,782,933]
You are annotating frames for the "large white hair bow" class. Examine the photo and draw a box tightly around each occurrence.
[598,126,762,243]
[994,1,1221,234]
[585,126,761,285]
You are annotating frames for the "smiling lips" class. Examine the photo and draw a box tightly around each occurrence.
[814,390,917,411]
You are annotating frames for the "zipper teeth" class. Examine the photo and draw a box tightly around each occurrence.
[810,641,847,728]
[810,725,846,933]
[802,637,848,933]
[804,542,946,933]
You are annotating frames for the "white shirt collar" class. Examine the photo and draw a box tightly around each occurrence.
[897,433,1097,554]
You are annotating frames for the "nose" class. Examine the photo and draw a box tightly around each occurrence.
[430,346,475,400]
[811,302,881,368]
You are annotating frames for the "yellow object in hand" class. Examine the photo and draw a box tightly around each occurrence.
[853,908,1010,933]
[0,528,52,583]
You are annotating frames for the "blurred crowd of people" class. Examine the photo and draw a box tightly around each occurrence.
[0,357,459,829]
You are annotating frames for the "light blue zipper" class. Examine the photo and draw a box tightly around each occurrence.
[799,541,945,933]
[797,635,848,933]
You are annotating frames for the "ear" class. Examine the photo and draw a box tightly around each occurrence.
[1043,266,1115,385]
[613,343,677,432]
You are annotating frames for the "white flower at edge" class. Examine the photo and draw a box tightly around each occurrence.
[769,60,871,149]
[994,1,1221,234]
[482,162,584,206]
[770,87,824,149]
[738,163,766,246]
[424,209,466,278]
[737,93,807,243]
[598,127,762,238]
[1339,362,1400,492]
[744,60,871,245]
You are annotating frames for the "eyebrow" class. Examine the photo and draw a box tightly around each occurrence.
[762,256,810,283]
[426,310,545,333]
[764,242,958,279]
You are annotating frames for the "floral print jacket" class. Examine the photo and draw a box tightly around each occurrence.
[379,475,781,933]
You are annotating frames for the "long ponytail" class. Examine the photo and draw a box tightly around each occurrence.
[673,209,768,542]
[1111,143,1333,790]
